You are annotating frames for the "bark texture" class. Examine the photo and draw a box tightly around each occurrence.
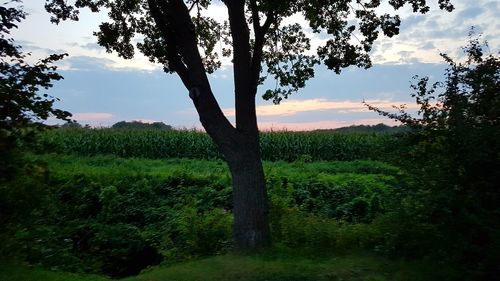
[225,134,270,249]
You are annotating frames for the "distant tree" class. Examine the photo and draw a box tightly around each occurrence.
[321,123,407,134]
[111,120,173,130]
[367,33,500,275]
[0,2,71,178]
[60,121,82,128]
[45,0,454,249]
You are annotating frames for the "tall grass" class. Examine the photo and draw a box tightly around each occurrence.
[38,128,399,161]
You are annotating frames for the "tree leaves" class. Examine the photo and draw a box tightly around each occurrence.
[262,23,319,104]
[1,3,71,131]
[43,0,455,104]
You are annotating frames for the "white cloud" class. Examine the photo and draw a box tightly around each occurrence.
[130,119,157,124]
[372,0,500,65]
[223,98,419,117]
[258,118,399,131]
[73,112,114,121]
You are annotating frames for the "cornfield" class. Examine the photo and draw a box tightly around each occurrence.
[38,128,400,161]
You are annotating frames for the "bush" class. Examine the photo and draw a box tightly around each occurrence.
[368,33,500,276]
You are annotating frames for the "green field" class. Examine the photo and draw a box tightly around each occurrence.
[38,128,398,161]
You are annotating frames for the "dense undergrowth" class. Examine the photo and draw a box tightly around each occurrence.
[1,154,410,277]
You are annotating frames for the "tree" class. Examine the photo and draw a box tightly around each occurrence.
[367,32,499,194]
[111,120,173,130]
[60,121,83,128]
[367,33,499,276]
[44,0,454,249]
[1,1,71,178]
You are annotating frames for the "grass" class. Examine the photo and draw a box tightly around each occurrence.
[0,261,108,281]
[1,251,460,281]
[27,153,402,181]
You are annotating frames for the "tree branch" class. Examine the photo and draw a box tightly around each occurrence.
[251,12,274,90]
[224,0,251,77]
[224,0,258,132]
[147,0,190,88]
[250,0,260,34]
[149,0,236,150]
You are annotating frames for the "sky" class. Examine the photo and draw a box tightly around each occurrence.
[11,0,500,130]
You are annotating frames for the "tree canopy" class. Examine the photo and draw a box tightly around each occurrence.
[45,0,453,104]
[1,3,71,131]
[112,120,173,130]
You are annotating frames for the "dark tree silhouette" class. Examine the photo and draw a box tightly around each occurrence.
[1,2,71,178]
[44,0,453,249]
[111,120,173,130]
[367,33,500,276]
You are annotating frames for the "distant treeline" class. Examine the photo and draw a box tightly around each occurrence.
[316,123,407,134]
[62,121,404,134]
[61,120,173,130]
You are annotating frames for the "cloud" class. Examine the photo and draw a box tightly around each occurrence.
[223,98,420,117]
[129,119,158,124]
[458,6,484,19]
[484,1,499,12]
[60,54,160,72]
[17,40,66,54]
[80,42,103,51]
[258,118,400,131]
[73,112,114,121]
[63,56,116,71]
[421,42,436,50]
[373,0,500,64]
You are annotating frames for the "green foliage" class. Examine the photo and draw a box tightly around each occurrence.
[38,128,399,161]
[39,128,220,159]
[60,121,83,129]
[111,120,173,130]
[1,155,235,276]
[368,33,500,276]
[0,3,70,131]
[260,131,398,162]
[319,123,408,134]
[1,154,406,277]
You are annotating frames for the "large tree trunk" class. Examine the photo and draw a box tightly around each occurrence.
[147,0,271,250]
[188,85,271,250]
[222,0,271,249]
[225,134,270,249]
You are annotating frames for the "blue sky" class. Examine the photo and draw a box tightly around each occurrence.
[11,1,500,130]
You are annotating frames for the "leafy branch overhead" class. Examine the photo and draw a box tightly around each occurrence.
[44,0,454,104]
[1,3,71,131]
